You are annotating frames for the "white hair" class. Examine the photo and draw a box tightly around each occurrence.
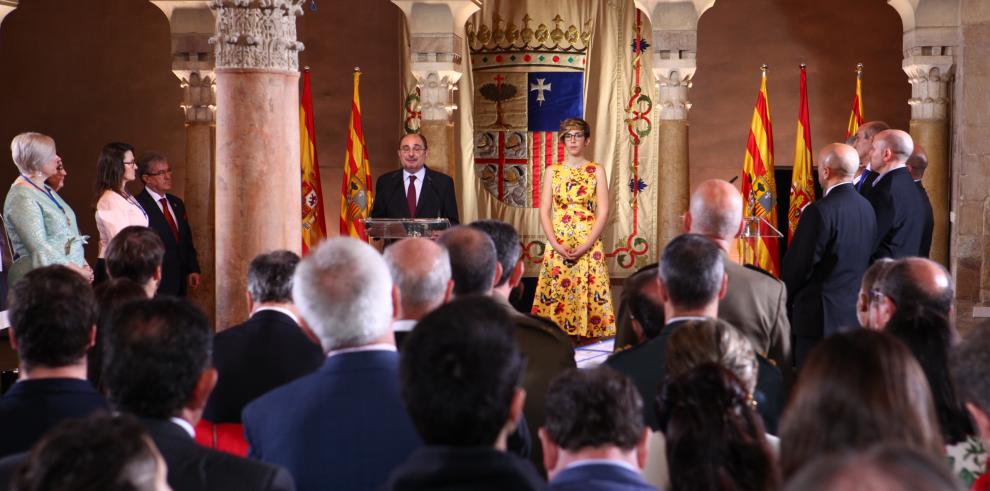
[292,237,393,351]
[383,238,451,313]
[10,132,56,175]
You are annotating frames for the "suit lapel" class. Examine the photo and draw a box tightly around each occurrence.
[415,169,433,217]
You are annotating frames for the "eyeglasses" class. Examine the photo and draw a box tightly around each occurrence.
[144,168,172,177]
[400,146,426,153]
[561,132,585,141]
[124,161,137,167]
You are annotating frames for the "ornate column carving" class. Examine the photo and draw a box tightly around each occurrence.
[654,61,695,121]
[210,0,304,328]
[903,51,953,121]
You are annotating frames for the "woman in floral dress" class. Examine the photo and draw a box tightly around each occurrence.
[532,118,615,343]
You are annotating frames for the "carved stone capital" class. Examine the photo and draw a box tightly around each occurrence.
[412,68,462,121]
[174,69,216,123]
[208,0,305,72]
[903,53,954,121]
[654,58,696,121]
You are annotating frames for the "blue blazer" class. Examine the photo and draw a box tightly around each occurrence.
[549,463,659,491]
[242,350,421,491]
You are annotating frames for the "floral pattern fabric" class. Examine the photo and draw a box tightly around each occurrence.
[946,435,988,488]
[532,163,615,339]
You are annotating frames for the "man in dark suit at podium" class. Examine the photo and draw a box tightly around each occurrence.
[370,134,459,225]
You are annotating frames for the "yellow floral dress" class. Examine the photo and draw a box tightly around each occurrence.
[532,162,616,340]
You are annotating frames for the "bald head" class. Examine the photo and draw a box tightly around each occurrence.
[872,257,953,329]
[818,143,859,186]
[907,144,928,181]
[686,179,743,241]
[437,226,499,296]
[870,129,914,175]
[384,238,451,319]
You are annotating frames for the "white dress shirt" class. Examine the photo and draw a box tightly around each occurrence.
[402,168,426,205]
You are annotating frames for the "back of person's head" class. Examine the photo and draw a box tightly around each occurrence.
[624,264,664,340]
[246,250,300,304]
[400,295,524,447]
[659,234,725,310]
[542,366,644,452]
[469,219,521,288]
[105,226,164,285]
[293,237,393,352]
[858,258,896,328]
[907,144,929,180]
[383,237,451,317]
[656,363,778,491]
[665,318,758,395]
[875,258,953,318]
[779,330,943,479]
[103,298,211,419]
[952,322,990,440]
[782,445,963,491]
[90,278,150,389]
[860,121,891,139]
[437,226,498,295]
[13,414,167,491]
[9,265,97,370]
[688,179,743,239]
[885,304,971,444]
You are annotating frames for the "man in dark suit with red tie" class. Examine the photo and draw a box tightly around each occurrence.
[370,134,459,224]
[135,152,201,297]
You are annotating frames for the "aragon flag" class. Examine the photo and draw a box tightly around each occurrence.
[339,69,374,243]
[788,65,815,244]
[300,68,328,253]
[846,63,865,139]
[740,65,781,277]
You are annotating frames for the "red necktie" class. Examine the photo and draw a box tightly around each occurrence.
[406,175,417,218]
[160,197,180,243]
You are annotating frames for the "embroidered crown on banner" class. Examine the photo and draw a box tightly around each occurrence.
[468,13,592,71]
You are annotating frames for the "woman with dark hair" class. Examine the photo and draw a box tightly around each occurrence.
[13,414,170,491]
[94,142,148,284]
[779,329,944,480]
[656,363,779,491]
[885,304,986,485]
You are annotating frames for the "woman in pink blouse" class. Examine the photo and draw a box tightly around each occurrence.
[94,142,148,284]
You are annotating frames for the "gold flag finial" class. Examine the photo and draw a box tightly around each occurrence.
[800,63,806,69]
[354,66,361,73]
[856,63,864,76]
[761,64,768,75]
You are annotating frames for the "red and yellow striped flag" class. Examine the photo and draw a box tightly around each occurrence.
[300,68,327,254]
[740,65,780,277]
[788,65,815,244]
[846,63,865,138]
[339,69,374,242]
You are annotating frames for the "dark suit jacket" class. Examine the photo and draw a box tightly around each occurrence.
[866,167,926,260]
[917,180,934,257]
[135,189,200,297]
[142,418,294,491]
[549,463,658,491]
[370,167,459,225]
[0,378,109,457]
[381,446,546,491]
[782,183,877,343]
[855,168,874,195]
[204,310,325,423]
[243,350,421,491]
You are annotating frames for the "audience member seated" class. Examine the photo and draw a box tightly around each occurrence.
[89,277,148,390]
[642,318,774,489]
[950,321,990,489]
[103,298,295,491]
[856,258,895,328]
[204,250,323,426]
[0,265,107,458]
[471,219,575,474]
[242,238,419,491]
[779,329,944,480]
[9,414,170,491]
[382,237,452,348]
[611,263,662,353]
[657,364,780,491]
[868,257,953,331]
[104,225,165,297]
[782,445,964,491]
[382,296,544,490]
[540,366,657,491]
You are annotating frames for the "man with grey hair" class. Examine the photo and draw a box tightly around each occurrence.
[383,237,453,347]
[849,121,890,194]
[243,238,420,491]
[866,129,927,260]
[783,143,877,366]
[204,250,323,425]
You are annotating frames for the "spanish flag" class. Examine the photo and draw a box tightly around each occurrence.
[741,65,780,277]
[300,68,327,254]
[339,69,374,241]
[846,63,865,139]
[788,65,814,244]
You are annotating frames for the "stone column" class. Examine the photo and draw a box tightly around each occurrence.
[209,0,304,328]
[653,44,695,250]
[903,51,953,267]
[392,0,481,178]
